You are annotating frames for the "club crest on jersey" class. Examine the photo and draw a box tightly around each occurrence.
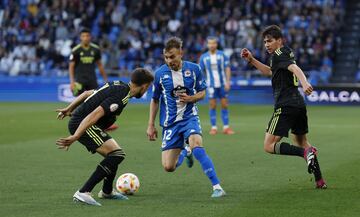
[110,103,119,112]
[184,70,191,77]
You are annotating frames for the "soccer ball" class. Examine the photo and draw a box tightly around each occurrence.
[116,173,140,195]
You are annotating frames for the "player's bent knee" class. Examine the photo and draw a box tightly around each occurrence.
[163,165,176,172]
[108,149,126,165]
[264,142,275,154]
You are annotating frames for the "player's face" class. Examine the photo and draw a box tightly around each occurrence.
[164,48,183,71]
[135,83,151,98]
[263,36,282,54]
[207,39,218,52]
[80,32,91,46]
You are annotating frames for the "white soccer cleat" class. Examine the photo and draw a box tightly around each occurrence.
[73,191,102,206]
[211,188,226,198]
[98,190,129,200]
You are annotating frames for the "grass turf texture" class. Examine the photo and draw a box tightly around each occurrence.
[0,103,359,217]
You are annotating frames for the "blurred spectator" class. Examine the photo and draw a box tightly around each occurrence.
[0,0,344,79]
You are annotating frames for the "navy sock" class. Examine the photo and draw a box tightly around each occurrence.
[80,149,125,193]
[192,147,220,186]
[209,109,217,127]
[274,142,304,157]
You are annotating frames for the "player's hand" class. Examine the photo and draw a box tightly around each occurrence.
[56,135,77,151]
[178,93,194,103]
[147,125,158,141]
[241,48,253,63]
[224,83,231,92]
[56,108,71,120]
[302,81,313,95]
[70,82,75,92]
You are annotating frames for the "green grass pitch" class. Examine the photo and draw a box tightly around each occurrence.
[0,102,359,217]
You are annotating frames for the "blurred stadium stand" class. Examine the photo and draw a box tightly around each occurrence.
[0,0,352,85]
[332,0,360,83]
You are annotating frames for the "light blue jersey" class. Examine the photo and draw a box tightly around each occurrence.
[152,61,207,128]
[199,50,230,88]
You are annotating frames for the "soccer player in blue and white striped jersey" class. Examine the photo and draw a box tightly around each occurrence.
[199,37,234,135]
[147,37,225,198]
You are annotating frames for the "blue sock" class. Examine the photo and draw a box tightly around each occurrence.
[221,109,229,126]
[209,109,217,127]
[176,149,187,168]
[192,147,220,186]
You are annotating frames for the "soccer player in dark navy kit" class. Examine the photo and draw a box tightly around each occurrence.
[69,28,108,96]
[56,68,154,206]
[241,25,327,189]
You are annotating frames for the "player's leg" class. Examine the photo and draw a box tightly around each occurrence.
[292,134,327,189]
[74,125,128,204]
[208,87,218,135]
[77,138,128,200]
[161,125,184,171]
[220,95,234,135]
[183,117,225,197]
[209,99,217,135]
[264,108,305,157]
[188,134,225,197]
[162,149,182,172]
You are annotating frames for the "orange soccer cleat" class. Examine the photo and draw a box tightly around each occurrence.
[223,127,235,135]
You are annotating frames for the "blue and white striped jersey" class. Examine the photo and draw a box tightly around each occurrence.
[152,61,207,127]
[199,50,230,88]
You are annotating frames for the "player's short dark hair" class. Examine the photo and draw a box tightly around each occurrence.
[262,25,283,39]
[131,68,154,86]
[80,27,91,34]
[164,37,183,52]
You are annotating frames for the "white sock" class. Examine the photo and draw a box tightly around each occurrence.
[212,184,222,191]
[223,125,229,129]
[211,126,217,130]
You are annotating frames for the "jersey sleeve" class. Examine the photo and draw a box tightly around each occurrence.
[152,71,161,100]
[95,48,101,62]
[69,49,78,62]
[199,55,206,74]
[100,96,124,116]
[223,53,230,68]
[273,48,296,70]
[195,65,207,92]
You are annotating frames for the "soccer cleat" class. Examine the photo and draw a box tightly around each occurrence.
[209,128,217,135]
[304,147,317,174]
[73,191,102,206]
[316,179,327,189]
[211,189,226,198]
[105,124,118,132]
[223,127,235,135]
[185,153,194,168]
[184,146,194,168]
[98,190,129,200]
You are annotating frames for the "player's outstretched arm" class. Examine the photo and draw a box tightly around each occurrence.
[288,64,313,95]
[56,90,94,119]
[147,99,159,141]
[241,48,272,76]
[56,106,105,150]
